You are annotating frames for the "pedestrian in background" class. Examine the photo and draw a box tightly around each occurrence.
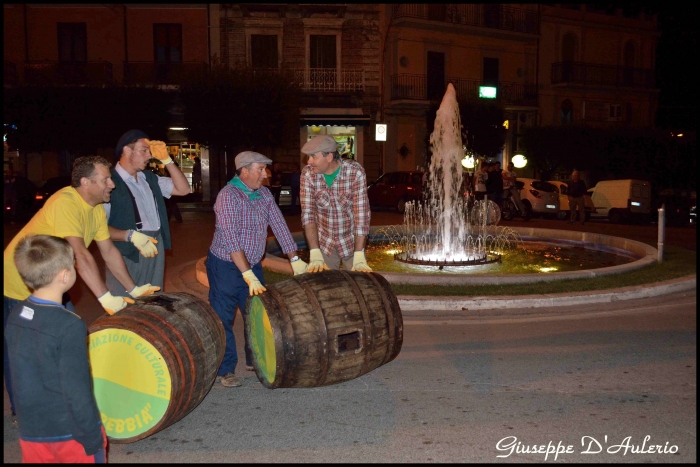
[207,151,307,388]
[192,156,202,194]
[289,165,301,215]
[567,170,588,225]
[104,129,190,298]
[300,135,372,272]
[473,160,489,201]
[269,161,283,206]
[5,235,107,463]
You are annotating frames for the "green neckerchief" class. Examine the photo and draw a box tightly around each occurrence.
[228,175,262,201]
[323,163,342,187]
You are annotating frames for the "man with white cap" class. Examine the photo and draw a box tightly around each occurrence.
[300,135,372,272]
[207,151,307,388]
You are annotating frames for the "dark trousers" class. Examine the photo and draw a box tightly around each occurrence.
[290,187,300,214]
[206,251,264,375]
[270,186,282,206]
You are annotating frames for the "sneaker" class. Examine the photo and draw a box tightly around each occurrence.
[219,372,242,388]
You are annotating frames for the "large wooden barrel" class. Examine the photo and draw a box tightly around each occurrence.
[87,292,225,443]
[244,270,403,389]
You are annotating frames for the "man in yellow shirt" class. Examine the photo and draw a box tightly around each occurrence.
[3,156,159,417]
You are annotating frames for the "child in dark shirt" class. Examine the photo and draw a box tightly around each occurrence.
[5,234,107,463]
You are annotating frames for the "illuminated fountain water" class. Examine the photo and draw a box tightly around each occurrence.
[390,83,517,268]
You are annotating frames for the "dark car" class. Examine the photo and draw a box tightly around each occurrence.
[36,175,72,209]
[367,171,424,214]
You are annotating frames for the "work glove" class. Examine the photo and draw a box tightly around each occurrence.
[242,270,267,296]
[145,139,173,165]
[129,284,161,298]
[291,259,308,276]
[351,251,372,272]
[130,231,159,258]
[307,248,330,273]
[98,292,134,315]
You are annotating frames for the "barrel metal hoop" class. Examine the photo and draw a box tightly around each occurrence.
[115,312,193,426]
[338,270,373,375]
[364,272,396,366]
[262,286,290,388]
[297,278,330,386]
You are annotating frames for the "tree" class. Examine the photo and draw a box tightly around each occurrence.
[179,64,301,154]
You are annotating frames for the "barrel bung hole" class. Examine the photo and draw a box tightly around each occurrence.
[337,331,361,353]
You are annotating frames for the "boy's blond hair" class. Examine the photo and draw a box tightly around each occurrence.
[13,235,74,291]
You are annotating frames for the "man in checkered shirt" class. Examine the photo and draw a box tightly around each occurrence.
[300,135,372,272]
[207,151,308,388]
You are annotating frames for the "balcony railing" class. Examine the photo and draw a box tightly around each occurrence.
[391,74,538,107]
[4,61,17,86]
[123,61,208,85]
[551,62,655,88]
[24,61,113,85]
[394,4,539,35]
[291,68,364,92]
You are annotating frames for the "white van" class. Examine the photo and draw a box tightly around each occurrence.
[588,179,651,223]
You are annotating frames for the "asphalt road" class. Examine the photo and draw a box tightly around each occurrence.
[3,208,696,463]
[4,288,696,463]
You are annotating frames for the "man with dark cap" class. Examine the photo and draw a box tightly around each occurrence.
[207,151,307,388]
[300,135,372,272]
[103,130,191,297]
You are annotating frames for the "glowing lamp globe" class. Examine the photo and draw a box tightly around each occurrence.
[512,154,527,168]
[461,155,475,169]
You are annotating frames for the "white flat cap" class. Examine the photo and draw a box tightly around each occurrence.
[301,135,338,155]
[235,151,272,170]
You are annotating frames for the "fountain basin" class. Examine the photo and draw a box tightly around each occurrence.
[261,226,657,286]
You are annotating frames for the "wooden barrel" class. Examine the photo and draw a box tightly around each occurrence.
[243,270,403,389]
[87,292,225,443]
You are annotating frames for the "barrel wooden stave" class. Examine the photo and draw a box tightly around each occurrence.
[88,292,225,443]
[246,270,402,389]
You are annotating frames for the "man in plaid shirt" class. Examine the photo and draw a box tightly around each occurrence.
[207,151,307,388]
[300,135,372,272]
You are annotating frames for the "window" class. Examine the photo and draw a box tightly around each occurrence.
[609,103,622,120]
[251,34,278,69]
[483,57,499,86]
[57,23,87,62]
[310,35,336,69]
[153,24,182,63]
[561,99,573,125]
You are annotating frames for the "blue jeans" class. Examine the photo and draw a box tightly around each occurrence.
[206,251,263,376]
[4,294,76,415]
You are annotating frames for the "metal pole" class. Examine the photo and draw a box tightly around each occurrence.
[657,204,665,262]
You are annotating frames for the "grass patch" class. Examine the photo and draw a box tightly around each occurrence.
[263,246,696,297]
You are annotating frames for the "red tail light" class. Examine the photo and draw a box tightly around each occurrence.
[529,189,542,199]
[35,194,44,200]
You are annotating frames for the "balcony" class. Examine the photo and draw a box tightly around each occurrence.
[393,4,539,35]
[24,61,113,86]
[291,68,364,92]
[4,61,17,86]
[123,62,208,86]
[551,62,656,89]
[391,74,538,107]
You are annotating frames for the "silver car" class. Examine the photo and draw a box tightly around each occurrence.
[517,178,560,217]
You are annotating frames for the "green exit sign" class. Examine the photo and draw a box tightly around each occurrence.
[479,86,497,98]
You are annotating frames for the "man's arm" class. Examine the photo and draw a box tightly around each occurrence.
[229,250,251,274]
[163,161,191,196]
[354,235,367,252]
[64,236,113,298]
[108,225,129,243]
[95,238,136,292]
[304,223,321,250]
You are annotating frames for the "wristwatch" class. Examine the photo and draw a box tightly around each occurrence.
[290,255,300,263]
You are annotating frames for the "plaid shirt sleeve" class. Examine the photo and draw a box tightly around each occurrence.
[300,165,316,227]
[212,186,244,258]
[351,164,371,236]
[267,197,298,255]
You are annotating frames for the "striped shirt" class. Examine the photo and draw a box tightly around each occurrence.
[209,184,297,265]
[300,159,371,258]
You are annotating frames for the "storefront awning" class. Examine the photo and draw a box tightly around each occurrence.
[300,115,371,126]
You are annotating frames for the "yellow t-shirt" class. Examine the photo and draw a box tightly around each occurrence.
[3,186,110,300]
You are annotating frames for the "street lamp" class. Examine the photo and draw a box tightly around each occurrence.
[512,154,528,168]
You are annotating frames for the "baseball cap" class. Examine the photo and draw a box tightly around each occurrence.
[301,135,338,155]
[115,129,149,158]
[235,151,273,170]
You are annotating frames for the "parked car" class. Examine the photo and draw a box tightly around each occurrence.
[588,179,651,224]
[548,180,596,221]
[36,175,72,210]
[277,172,299,208]
[367,171,424,214]
[517,178,560,217]
[650,189,693,227]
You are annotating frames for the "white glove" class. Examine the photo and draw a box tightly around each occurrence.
[98,292,134,315]
[242,270,266,296]
[129,284,161,298]
[307,248,330,273]
[130,231,158,258]
[291,259,308,276]
[351,251,372,272]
